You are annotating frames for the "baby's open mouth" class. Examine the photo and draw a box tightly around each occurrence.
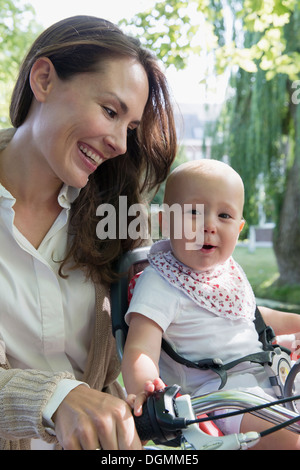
[200,245,216,252]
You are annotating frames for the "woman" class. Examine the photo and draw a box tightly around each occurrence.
[0,15,176,450]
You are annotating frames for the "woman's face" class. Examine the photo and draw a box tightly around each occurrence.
[30,56,149,188]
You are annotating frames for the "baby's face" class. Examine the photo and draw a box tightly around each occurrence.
[163,164,244,272]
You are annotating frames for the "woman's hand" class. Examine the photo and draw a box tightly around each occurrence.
[53,384,142,450]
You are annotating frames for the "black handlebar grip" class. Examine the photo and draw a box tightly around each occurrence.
[133,402,157,441]
[133,385,185,444]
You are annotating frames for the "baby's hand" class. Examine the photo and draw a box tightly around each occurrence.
[126,378,165,417]
[276,333,300,360]
[291,332,300,359]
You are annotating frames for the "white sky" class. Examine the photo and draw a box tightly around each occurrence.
[28,0,154,26]
[24,0,226,104]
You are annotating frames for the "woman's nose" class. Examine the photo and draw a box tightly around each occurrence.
[105,127,127,157]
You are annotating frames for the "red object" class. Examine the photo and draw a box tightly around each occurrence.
[198,414,224,436]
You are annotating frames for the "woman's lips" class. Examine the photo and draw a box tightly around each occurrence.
[78,142,105,167]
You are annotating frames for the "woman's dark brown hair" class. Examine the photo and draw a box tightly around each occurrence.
[10,15,177,282]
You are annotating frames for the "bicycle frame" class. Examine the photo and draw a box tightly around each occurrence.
[191,390,300,434]
[184,389,300,449]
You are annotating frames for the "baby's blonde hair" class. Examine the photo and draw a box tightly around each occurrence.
[164,159,244,206]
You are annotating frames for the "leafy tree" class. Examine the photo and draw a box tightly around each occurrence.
[214,9,300,285]
[122,0,300,285]
[0,0,41,127]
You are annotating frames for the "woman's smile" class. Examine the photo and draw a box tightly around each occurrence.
[78,142,105,168]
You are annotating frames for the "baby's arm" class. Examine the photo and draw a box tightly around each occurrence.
[259,306,300,336]
[259,306,300,355]
[122,313,164,416]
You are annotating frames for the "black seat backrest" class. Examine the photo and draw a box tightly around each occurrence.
[111,246,150,361]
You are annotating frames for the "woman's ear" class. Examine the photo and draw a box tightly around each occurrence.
[29,57,56,102]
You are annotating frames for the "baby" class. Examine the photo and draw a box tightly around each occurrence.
[122,159,300,450]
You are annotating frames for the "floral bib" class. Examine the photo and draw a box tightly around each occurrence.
[148,240,256,321]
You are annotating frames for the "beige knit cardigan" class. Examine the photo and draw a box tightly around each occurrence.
[0,281,123,450]
[0,129,123,450]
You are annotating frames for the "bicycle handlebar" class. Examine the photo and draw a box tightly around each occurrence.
[133,385,186,444]
[133,385,300,450]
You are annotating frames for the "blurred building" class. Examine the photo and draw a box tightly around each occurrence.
[175,102,222,160]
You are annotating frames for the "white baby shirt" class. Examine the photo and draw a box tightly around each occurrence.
[125,262,265,396]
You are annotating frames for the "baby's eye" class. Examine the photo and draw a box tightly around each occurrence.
[191,209,201,215]
[219,213,231,219]
[185,208,201,216]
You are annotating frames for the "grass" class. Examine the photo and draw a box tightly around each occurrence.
[233,245,300,313]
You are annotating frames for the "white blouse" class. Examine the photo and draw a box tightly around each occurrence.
[0,183,95,446]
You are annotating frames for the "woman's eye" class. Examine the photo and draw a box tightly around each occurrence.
[104,107,117,118]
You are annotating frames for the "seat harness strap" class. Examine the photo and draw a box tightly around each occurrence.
[162,307,286,390]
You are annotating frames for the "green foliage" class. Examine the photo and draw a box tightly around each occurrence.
[0,0,41,127]
[120,1,212,70]
[215,0,300,80]
[211,2,300,226]
[211,65,292,225]
[121,0,300,80]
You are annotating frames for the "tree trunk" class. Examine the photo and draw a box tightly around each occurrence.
[273,103,300,285]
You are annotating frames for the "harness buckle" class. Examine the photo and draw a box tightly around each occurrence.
[264,347,292,398]
[196,358,224,369]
